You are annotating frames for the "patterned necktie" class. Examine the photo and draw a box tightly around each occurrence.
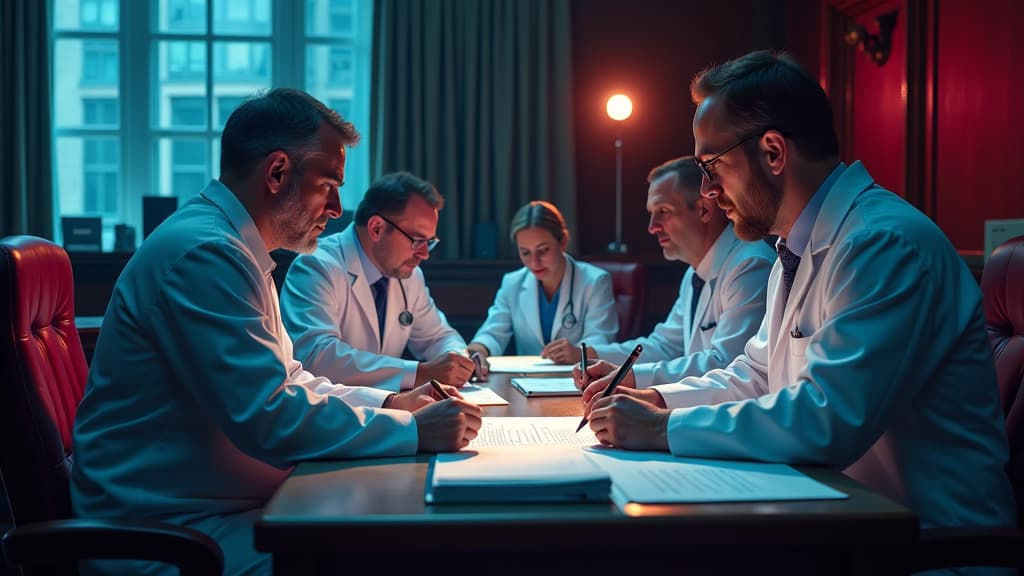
[689,272,705,331]
[777,240,801,305]
[371,277,389,343]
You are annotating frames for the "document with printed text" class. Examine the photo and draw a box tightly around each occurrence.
[584,449,848,505]
[469,417,599,447]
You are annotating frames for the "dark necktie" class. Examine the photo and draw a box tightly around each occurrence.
[371,277,389,344]
[689,272,705,331]
[777,240,801,305]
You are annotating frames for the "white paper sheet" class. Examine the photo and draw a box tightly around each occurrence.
[584,448,848,505]
[485,355,575,375]
[457,383,509,406]
[469,417,598,447]
[511,377,581,397]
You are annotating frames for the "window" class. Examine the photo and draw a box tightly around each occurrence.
[51,0,374,251]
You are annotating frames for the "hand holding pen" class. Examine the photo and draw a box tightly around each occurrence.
[576,344,642,433]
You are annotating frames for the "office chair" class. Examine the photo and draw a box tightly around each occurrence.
[0,235,223,575]
[913,235,1024,572]
[587,260,648,341]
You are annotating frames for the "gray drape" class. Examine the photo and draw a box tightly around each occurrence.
[371,0,576,259]
[0,0,53,238]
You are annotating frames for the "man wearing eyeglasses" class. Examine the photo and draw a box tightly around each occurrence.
[281,171,476,392]
[579,50,1014,536]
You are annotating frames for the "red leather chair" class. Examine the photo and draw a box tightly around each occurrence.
[914,235,1024,571]
[586,260,648,341]
[0,235,222,575]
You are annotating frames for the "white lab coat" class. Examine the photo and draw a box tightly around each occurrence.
[471,254,618,356]
[281,225,467,391]
[72,181,418,576]
[652,162,1015,531]
[591,224,774,388]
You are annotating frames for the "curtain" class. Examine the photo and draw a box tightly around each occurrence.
[372,0,576,259]
[0,0,53,239]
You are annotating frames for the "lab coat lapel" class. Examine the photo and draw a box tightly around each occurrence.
[520,270,544,346]
[340,228,384,350]
[551,254,573,341]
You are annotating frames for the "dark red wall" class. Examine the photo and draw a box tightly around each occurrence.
[935,0,1024,250]
[570,0,820,257]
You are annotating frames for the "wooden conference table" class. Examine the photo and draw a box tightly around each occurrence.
[255,373,919,575]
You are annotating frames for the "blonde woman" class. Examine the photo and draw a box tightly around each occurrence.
[468,201,618,367]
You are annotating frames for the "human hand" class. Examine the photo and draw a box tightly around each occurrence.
[572,359,617,391]
[390,382,464,412]
[540,338,579,364]
[587,392,671,451]
[581,358,634,399]
[417,352,475,388]
[466,343,490,380]
[413,397,483,452]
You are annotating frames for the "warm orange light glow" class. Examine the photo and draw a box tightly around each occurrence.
[606,94,633,121]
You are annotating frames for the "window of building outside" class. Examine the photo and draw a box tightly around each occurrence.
[51,0,373,251]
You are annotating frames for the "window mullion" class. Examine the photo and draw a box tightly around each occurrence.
[120,0,151,233]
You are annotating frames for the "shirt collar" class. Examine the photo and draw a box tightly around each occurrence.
[784,162,845,257]
[354,229,384,285]
[694,223,734,282]
[200,179,275,277]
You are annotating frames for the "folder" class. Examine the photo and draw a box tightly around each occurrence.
[511,377,581,397]
[425,445,611,504]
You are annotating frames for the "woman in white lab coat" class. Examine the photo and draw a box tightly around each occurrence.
[467,201,618,362]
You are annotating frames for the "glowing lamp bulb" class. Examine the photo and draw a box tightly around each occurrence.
[606,94,632,121]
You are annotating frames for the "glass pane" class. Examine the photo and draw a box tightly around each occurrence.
[54,40,120,128]
[56,136,121,216]
[306,45,353,113]
[155,41,208,129]
[55,0,120,31]
[212,42,270,118]
[213,0,270,35]
[155,138,211,197]
[215,95,246,129]
[305,0,355,38]
[155,0,206,33]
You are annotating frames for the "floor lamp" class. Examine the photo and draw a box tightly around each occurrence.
[606,94,632,254]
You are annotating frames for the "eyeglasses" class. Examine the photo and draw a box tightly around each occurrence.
[694,129,774,197]
[375,213,440,252]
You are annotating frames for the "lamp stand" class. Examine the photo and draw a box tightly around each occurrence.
[607,133,628,254]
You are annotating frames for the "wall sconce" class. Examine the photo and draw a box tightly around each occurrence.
[844,10,898,66]
[606,94,633,254]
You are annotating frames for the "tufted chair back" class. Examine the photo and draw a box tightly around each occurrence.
[0,235,89,526]
[587,260,648,341]
[981,234,1024,524]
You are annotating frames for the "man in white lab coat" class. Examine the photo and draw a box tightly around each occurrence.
[281,172,475,391]
[578,50,1015,534]
[578,156,774,388]
[72,89,482,576]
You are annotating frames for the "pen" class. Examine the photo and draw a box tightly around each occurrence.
[429,378,451,400]
[575,344,643,433]
[579,342,588,385]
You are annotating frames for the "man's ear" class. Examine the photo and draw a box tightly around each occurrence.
[762,130,787,176]
[265,151,291,195]
[697,197,713,223]
[367,214,386,241]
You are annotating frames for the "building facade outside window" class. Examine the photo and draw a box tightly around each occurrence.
[51,0,373,250]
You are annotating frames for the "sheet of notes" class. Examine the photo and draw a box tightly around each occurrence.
[469,417,598,447]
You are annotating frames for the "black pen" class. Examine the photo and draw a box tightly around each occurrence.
[429,378,451,399]
[579,342,588,385]
[575,344,643,433]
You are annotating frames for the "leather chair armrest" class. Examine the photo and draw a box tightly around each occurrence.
[2,518,223,576]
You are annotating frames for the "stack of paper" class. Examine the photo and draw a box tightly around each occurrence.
[426,445,611,504]
[485,355,574,375]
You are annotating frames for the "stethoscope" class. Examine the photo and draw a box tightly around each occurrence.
[560,258,577,329]
[396,279,413,326]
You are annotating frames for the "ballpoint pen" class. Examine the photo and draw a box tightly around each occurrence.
[429,378,451,399]
[579,342,588,386]
[575,344,642,433]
